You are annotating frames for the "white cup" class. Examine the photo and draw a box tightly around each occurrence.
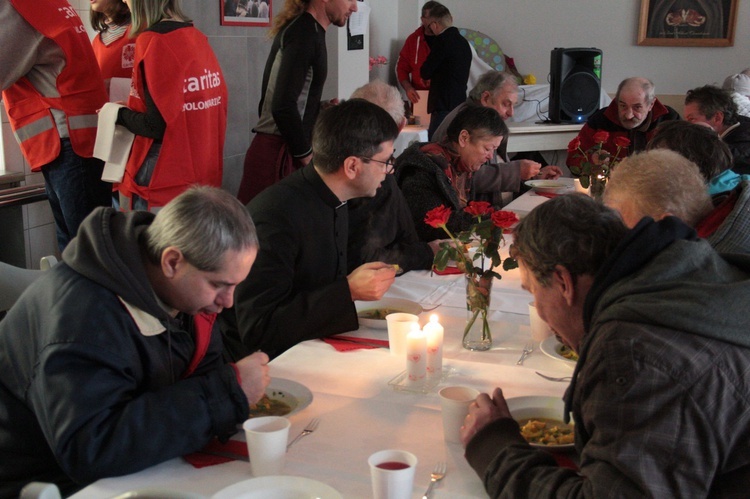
[242,416,291,476]
[439,386,480,443]
[368,449,418,499]
[528,301,553,342]
[385,313,419,357]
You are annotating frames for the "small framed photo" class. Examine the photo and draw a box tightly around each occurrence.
[221,0,271,27]
[637,0,738,47]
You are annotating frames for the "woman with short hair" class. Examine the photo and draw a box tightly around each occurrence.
[395,105,508,241]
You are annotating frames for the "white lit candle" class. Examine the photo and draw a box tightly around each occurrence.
[406,323,426,384]
[423,314,444,378]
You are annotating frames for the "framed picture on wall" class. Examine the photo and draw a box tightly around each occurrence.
[220,0,271,27]
[638,0,738,47]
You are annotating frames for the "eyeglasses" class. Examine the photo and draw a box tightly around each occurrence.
[360,155,396,174]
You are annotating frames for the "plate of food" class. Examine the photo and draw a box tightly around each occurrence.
[539,336,578,366]
[248,378,313,418]
[506,396,574,450]
[525,179,570,194]
[212,476,342,499]
[355,298,423,329]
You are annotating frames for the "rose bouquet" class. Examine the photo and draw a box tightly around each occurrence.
[568,132,630,198]
[424,202,519,350]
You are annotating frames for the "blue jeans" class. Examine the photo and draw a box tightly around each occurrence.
[41,139,112,251]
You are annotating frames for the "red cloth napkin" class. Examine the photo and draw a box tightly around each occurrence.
[183,438,248,468]
[322,335,390,352]
[535,191,559,199]
[432,266,463,275]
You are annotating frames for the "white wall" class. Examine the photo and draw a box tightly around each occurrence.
[370,0,749,96]
[323,5,370,101]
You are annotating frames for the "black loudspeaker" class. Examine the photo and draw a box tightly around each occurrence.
[549,47,602,124]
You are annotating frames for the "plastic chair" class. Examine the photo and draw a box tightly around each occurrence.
[40,255,58,271]
[19,482,61,499]
[0,255,57,314]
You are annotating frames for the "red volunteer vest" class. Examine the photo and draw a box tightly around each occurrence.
[92,25,136,80]
[2,0,107,171]
[119,26,228,210]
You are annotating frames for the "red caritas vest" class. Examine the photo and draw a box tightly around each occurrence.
[92,25,136,80]
[119,26,228,210]
[2,0,107,171]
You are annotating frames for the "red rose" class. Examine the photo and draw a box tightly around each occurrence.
[424,205,452,228]
[567,137,581,153]
[464,201,493,217]
[491,210,519,229]
[592,131,609,144]
[614,136,631,148]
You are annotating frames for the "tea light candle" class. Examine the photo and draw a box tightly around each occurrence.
[405,323,426,384]
[423,314,444,377]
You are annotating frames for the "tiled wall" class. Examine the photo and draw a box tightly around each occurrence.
[0,104,58,269]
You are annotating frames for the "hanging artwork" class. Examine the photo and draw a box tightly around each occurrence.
[221,0,271,27]
[637,0,738,46]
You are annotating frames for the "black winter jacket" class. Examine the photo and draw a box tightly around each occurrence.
[0,208,248,497]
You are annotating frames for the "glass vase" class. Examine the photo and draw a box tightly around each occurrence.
[463,275,493,351]
[589,175,607,202]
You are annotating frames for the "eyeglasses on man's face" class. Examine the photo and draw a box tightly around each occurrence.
[360,155,396,174]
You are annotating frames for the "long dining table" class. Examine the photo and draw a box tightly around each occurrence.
[72,239,575,498]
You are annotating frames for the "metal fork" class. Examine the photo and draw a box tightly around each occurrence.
[535,371,572,382]
[516,341,534,365]
[286,417,319,450]
[422,461,446,498]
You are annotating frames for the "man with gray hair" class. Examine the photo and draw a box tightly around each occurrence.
[0,186,270,496]
[351,79,406,128]
[567,76,679,170]
[460,194,750,497]
[605,149,750,254]
[433,70,563,205]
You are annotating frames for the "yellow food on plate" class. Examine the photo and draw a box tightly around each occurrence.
[248,393,292,417]
[518,418,574,446]
[357,308,404,320]
[558,344,579,361]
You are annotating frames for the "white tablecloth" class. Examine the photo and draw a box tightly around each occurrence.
[72,269,574,499]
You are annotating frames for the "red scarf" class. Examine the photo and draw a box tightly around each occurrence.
[420,142,472,207]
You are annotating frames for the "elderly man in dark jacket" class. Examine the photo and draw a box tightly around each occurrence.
[461,195,750,497]
[0,187,270,497]
[566,77,680,170]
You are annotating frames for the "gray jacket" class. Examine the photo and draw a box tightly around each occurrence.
[708,181,750,254]
[465,218,750,497]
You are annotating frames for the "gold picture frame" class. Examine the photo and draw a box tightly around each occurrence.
[637,0,738,47]
[221,0,271,27]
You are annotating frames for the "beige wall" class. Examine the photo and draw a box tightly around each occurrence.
[377,0,749,96]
